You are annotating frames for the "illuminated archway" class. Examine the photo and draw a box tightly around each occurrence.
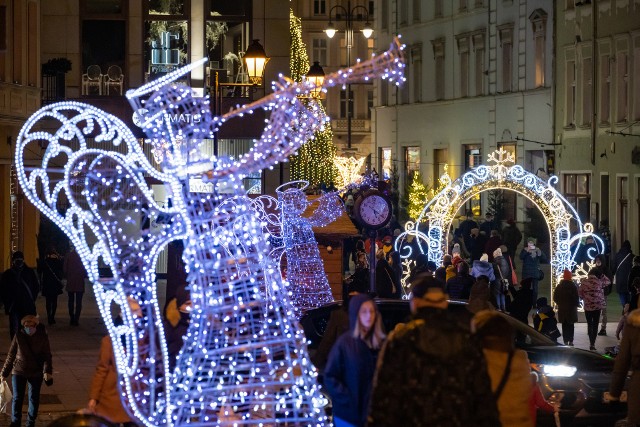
[398,148,602,294]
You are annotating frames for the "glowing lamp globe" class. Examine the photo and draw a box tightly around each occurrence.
[243,39,270,85]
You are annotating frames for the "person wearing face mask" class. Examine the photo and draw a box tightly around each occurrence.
[0,251,40,339]
[1,315,53,427]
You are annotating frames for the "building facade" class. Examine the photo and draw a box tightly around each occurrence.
[373,0,555,221]
[555,0,640,255]
[0,0,290,270]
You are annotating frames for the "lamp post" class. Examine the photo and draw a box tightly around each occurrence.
[325,1,373,151]
[211,39,269,157]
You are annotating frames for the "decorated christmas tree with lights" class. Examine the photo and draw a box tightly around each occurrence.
[289,10,337,187]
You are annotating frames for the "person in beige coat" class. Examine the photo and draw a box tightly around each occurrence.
[473,310,534,427]
[87,335,135,426]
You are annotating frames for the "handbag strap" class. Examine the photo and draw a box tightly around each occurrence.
[493,350,514,400]
[44,259,63,284]
[496,264,505,281]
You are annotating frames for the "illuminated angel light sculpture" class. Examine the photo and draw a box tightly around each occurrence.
[396,147,603,295]
[16,38,405,426]
[251,181,342,314]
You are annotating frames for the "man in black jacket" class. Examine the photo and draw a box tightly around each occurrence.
[0,252,40,339]
[368,276,500,426]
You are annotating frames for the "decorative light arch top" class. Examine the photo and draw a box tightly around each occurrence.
[398,148,602,291]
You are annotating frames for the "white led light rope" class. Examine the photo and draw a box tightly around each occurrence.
[396,148,603,296]
[17,38,406,426]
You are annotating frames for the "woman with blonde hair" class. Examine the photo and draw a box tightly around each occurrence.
[324,294,385,427]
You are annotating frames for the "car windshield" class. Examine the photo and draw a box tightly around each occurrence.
[501,313,557,347]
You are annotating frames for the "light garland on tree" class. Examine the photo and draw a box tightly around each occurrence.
[17,39,406,426]
[289,9,337,187]
[251,181,342,315]
[396,148,603,295]
[334,156,366,189]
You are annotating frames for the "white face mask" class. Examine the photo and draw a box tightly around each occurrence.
[24,326,35,336]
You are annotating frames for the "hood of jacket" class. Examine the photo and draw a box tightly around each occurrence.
[348,293,373,330]
[472,260,494,276]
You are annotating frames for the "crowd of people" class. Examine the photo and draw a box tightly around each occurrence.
[320,214,640,426]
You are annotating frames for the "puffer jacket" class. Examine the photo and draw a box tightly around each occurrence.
[578,274,610,311]
[1,323,52,378]
[610,309,640,424]
[471,260,496,282]
[368,307,501,427]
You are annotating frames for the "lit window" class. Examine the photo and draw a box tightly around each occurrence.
[380,148,392,180]
[529,9,548,88]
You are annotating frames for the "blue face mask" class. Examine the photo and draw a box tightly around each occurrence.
[24,326,35,336]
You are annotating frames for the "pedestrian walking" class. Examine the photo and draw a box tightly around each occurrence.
[628,256,640,311]
[63,246,87,326]
[613,240,633,307]
[86,334,136,426]
[40,248,65,325]
[324,294,385,427]
[434,254,452,286]
[1,315,53,427]
[368,275,501,427]
[553,270,580,346]
[520,239,547,307]
[374,249,397,299]
[484,230,503,262]
[607,308,640,425]
[492,247,511,312]
[579,267,611,351]
[0,251,39,339]
[595,253,613,336]
[472,310,534,427]
[502,218,523,265]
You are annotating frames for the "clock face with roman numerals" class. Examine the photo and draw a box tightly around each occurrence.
[355,191,392,229]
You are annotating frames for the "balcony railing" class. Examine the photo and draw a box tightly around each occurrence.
[332,119,371,132]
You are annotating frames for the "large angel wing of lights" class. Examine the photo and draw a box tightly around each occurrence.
[15,103,189,426]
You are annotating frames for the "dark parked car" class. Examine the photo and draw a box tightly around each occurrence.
[299,299,628,427]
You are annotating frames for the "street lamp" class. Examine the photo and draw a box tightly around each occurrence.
[303,61,326,99]
[243,39,270,86]
[210,39,270,156]
[325,1,373,151]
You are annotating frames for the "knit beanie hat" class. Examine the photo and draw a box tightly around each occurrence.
[480,253,489,262]
[562,269,572,281]
[493,248,502,258]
